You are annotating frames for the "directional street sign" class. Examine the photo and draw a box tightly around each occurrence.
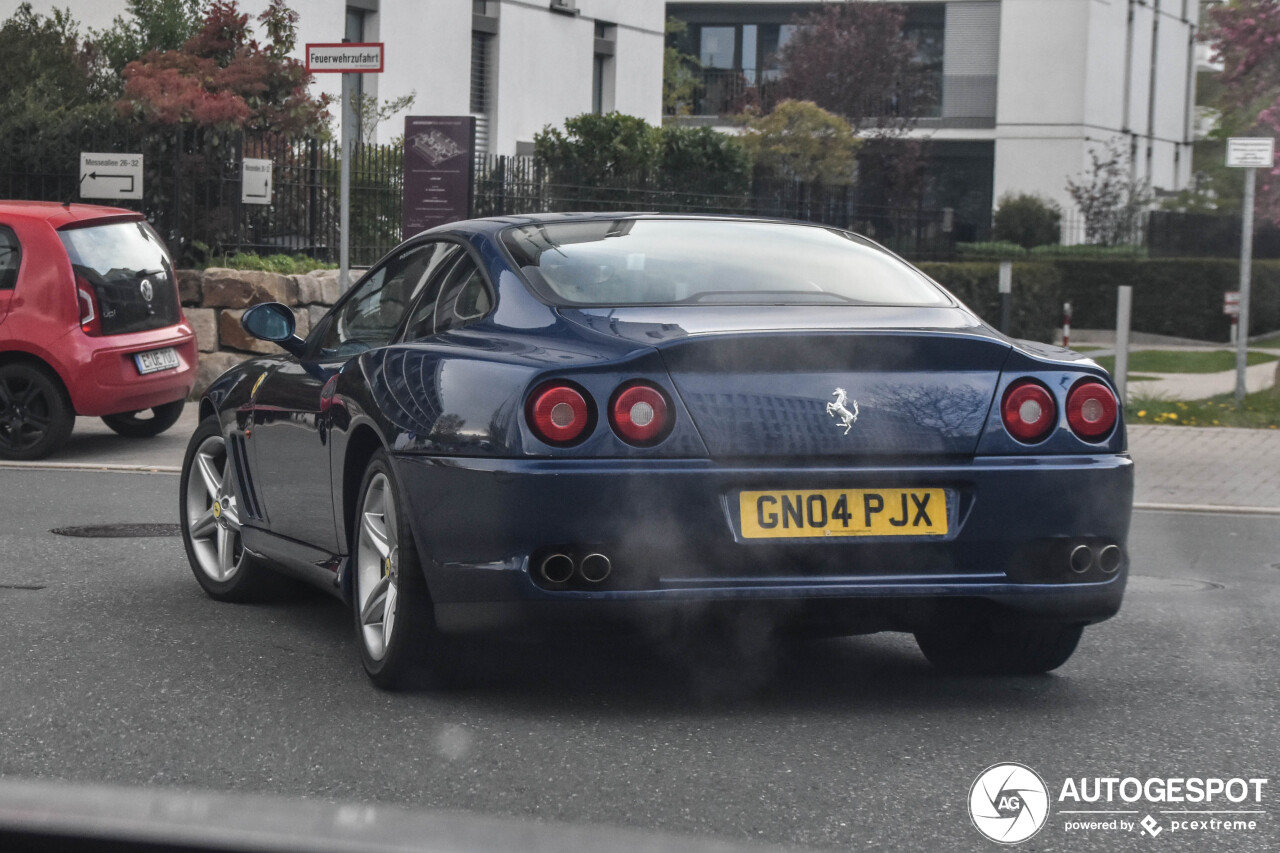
[305,42,384,73]
[241,158,273,205]
[80,153,143,201]
[1226,137,1275,168]
[1224,290,1240,316]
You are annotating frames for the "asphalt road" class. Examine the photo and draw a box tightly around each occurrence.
[1,468,1277,852]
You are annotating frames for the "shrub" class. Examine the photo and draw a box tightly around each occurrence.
[214,252,336,274]
[1030,243,1148,258]
[1054,259,1280,342]
[917,261,1063,342]
[658,124,752,200]
[955,241,1028,259]
[992,193,1062,249]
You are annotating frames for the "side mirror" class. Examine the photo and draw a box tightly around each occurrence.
[241,302,305,356]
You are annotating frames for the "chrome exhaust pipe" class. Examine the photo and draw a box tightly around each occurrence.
[1069,544,1094,574]
[539,553,575,584]
[1098,544,1122,573]
[579,553,612,584]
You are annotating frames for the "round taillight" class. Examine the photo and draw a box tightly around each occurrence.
[527,383,591,445]
[1066,380,1118,440]
[610,383,671,446]
[1001,380,1057,443]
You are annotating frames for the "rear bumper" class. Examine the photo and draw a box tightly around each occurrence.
[63,325,197,415]
[394,453,1134,635]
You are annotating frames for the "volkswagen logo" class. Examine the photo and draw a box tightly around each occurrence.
[139,279,154,302]
[968,763,1050,844]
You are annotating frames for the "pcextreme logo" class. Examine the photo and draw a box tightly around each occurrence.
[968,764,1270,844]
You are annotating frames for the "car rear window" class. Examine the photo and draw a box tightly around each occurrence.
[501,219,950,307]
[0,227,19,289]
[59,220,180,335]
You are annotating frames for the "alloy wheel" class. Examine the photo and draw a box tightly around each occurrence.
[356,472,400,661]
[184,434,244,582]
[0,371,55,455]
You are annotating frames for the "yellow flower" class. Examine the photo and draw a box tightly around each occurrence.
[1167,413,1178,420]
[1137,410,1147,417]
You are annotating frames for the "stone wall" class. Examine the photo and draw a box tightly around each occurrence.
[178,267,345,398]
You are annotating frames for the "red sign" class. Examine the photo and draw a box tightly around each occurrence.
[1224,291,1240,316]
[305,43,384,73]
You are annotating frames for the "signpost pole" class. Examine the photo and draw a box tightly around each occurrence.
[339,69,355,292]
[304,40,382,289]
[1235,166,1255,404]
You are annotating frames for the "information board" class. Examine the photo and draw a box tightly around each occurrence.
[402,116,475,240]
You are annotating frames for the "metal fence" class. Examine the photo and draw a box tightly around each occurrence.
[0,126,403,267]
[473,154,961,258]
[21,130,1270,265]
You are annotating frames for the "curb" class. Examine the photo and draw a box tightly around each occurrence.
[0,462,180,475]
[1133,501,1280,516]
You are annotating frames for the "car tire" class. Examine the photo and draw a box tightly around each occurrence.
[0,361,75,461]
[351,449,448,690]
[101,399,185,438]
[915,622,1084,675]
[179,415,282,602]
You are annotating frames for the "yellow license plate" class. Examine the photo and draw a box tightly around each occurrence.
[738,488,948,539]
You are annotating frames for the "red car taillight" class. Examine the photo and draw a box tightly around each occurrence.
[527,382,592,445]
[76,274,102,336]
[609,383,671,446]
[1066,380,1118,440]
[1001,380,1056,443]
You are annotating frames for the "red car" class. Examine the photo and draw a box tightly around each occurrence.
[0,201,197,460]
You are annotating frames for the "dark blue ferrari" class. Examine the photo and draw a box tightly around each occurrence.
[179,214,1132,688]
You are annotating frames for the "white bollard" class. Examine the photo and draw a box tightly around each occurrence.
[1115,286,1132,404]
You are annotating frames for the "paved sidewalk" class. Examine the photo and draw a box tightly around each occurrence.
[1127,360,1277,401]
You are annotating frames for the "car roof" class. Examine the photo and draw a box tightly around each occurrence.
[0,200,143,228]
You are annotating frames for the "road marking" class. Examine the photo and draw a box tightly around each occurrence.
[0,461,179,475]
[1135,501,1280,516]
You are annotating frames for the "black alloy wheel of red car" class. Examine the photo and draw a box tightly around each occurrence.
[0,361,74,461]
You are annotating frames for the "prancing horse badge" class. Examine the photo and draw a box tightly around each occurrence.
[826,388,859,434]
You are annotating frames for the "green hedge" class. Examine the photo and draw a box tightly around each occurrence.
[917,259,1280,344]
[1054,259,1280,342]
[917,262,1063,343]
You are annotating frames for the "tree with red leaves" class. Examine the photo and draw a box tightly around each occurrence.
[117,0,327,135]
[1204,0,1280,224]
[775,2,934,135]
[771,1,934,208]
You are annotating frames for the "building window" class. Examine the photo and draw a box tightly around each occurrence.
[593,21,616,115]
[471,4,497,156]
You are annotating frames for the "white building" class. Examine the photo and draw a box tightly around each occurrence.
[668,0,1200,240]
[21,0,666,154]
[22,0,1198,235]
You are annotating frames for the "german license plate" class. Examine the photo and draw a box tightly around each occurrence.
[134,347,179,375]
[739,488,948,539]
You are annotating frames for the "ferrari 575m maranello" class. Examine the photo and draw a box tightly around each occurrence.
[180,214,1132,688]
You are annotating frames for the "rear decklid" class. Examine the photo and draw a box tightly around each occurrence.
[561,305,1012,460]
